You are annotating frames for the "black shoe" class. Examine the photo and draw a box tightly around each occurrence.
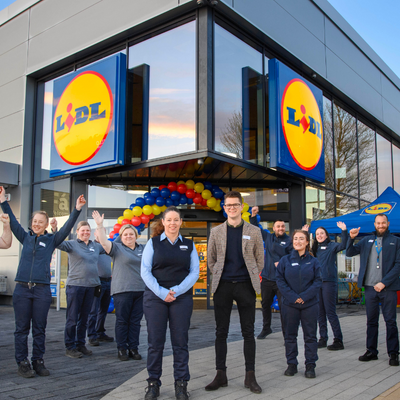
[205,370,228,391]
[17,359,36,378]
[359,351,378,362]
[32,359,50,376]
[244,371,262,393]
[98,334,114,342]
[257,328,272,339]
[76,345,92,356]
[65,348,83,358]
[129,348,142,360]
[284,364,298,376]
[175,380,189,400]
[327,339,344,351]
[389,353,399,366]
[118,349,129,361]
[144,380,160,400]
[317,339,327,348]
[305,364,316,378]
[89,338,100,346]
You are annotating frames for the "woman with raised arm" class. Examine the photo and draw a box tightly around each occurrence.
[140,207,199,400]
[311,222,348,351]
[276,229,322,379]
[92,210,145,362]
[0,186,85,378]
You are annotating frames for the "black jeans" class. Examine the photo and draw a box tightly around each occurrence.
[87,279,111,339]
[261,279,283,333]
[213,281,256,372]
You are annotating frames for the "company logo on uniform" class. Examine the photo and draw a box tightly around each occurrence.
[281,79,323,171]
[52,71,113,165]
[361,202,396,215]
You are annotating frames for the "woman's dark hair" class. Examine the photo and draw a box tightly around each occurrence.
[151,207,182,237]
[292,229,313,256]
[311,226,330,255]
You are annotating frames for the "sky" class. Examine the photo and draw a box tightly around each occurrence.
[0,0,15,11]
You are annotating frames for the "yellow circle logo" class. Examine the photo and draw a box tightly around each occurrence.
[53,71,113,165]
[365,203,393,214]
[281,79,323,170]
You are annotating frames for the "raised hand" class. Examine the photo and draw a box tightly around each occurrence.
[251,206,259,217]
[0,213,9,225]
[75,195,86,211]
[349,227,360,239]
[0,186,6,203]
[337,221,347,231]
[92,210,104,226]
[302,224,309,231]
[50,218,57,231]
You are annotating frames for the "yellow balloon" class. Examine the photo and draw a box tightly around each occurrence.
[194,182,204,193]
[242,203,249,213]
[242,215,250,223]
[242,212,251,219]
[214,202,222,212]
[143,205,153,215]
[177,180,185,186]
[117,216,124,224]
[202,189,212,200]
[186,180,195,189]
[132,206,142,217]
[160,205,167,212]
[123,209,133,219]
[152,204,161,215]
[207,197,217,208]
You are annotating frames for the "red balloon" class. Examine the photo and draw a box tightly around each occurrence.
[114,223,122,233]
[121,219,131,225]
[109,231,115,239]
[186,189,195,199]
[148,213,155,219]
[131,217,141,227]
[141,215,150,224]
[169,164,178,171]
[193,194,202,204]
[177,184,187,194]
[201,198,208,206]
[178,161,186,168]
[168,182,177,192]
[159,185,167,191]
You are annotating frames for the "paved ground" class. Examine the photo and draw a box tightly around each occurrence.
[0,303,398,400]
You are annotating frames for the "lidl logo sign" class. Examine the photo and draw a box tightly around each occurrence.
[361,202,396,216]
[50,54,126,177]
[269,59,324,182]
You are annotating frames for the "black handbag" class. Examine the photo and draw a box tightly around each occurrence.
[94,285,102,297]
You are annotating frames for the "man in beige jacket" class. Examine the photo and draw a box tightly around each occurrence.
[205,191,264,394]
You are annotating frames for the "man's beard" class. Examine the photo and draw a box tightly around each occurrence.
[376,229,387,237]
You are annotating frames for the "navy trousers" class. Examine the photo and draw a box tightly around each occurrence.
[13,283,52,363]
[143,289,193,385]
[113,291,144,350]
[213,281,256,372]
[65,285,95,349]
[87,279,111,340]
[364,286,399,356]
[261,279,283,332]
[318,281,343,341]
[282,303,319,366]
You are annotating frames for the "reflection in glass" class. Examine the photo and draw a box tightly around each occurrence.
[336,195,359,217]
[306,185,335,224]
[128,22,196,159]
[358,121,377,202]
[393,145,400,193]
[214,25,263,163]
[323,97,334,189]
[88,185,149,208]
[232,187,289,211]
[377,134,392,195]
[333,103,358,197]
[265,56,270,167]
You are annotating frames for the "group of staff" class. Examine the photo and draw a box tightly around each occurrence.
[1,186,399,400]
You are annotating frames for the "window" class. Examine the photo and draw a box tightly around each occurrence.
[376,133,392,195]
[323,97,334,190]
[393,145,400,192]
[306,185,335,224]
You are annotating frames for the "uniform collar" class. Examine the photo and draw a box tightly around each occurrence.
[161,232,183,245]
[226,219,244,228]
[77,239,92,245]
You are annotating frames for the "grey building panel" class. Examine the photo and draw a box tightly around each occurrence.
[382,98,400,135]
[325,18,381,94]
[0,112,24,152]
[0,42,27,88]
[0,161,19,186]
[0,11,29,57]
[0,78,25,120]
[381,74,400,114]
[326,48,384,123]
[27,0,180,73]
[0,146,22,164]
[233,0,327,77]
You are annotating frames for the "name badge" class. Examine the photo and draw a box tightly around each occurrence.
[138,253,142,257]
[390,243,395,245]
[321,246,326,250]
[89,248,95,252]
[180,245,188,251]
[292,263,299,266]
[281,241,286,245]
[243,235,251,240]
[39,242,46,247]
[368,240,374,243]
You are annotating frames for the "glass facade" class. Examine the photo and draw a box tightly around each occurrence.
[377,133,393,195]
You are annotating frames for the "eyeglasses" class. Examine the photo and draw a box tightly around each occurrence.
[224,203,241,209]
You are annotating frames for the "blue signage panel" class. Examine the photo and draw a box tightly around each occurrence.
[50,54,126,177]
[269,59,325,182]
[50,284,57,297]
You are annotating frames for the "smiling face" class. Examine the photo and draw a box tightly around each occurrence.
[223,197,243,220]
[316,228,328,243]
[121,227,137,247]
[293,231,309,253]
[162,211,182,237]
[273,221,286,237]
[77,224,91,242]
[31,213,49,236]
[374,215,389,235]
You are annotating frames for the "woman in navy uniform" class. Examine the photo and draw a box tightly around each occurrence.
[276,229,322,378]
[141,206,199,400]
[311,222,348,351]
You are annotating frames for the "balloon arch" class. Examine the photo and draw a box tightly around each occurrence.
[108,180,254,240]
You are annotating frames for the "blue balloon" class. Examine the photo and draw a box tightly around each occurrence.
[204,181,212,190]
[256,214,261,223]
[144,192,152,199]
[173,200,180,206]
[212,185,219,192]
[160,188,171,199]
[136,197,145,207]
[114,233,119,239]
[129,203,135,210]
[180,195,188,205]
[155,197,165,207]
[258,223,263,229]
[248,207,252,215]
[151,188,160,198]
[220,200,224,208]
[138,223,145,231]
[223,210,227,219]
[214,189,224,199]
[145,196,155,206]
[166,198,174,207]
[187,198,194,205]
[108,297,114,313]
[171,191,180,201]
[108,238,114,241]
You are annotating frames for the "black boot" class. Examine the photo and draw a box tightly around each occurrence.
[205,370,228,391]
[144,380,160,400]
[175,380,189,400]
[244,371,262,394]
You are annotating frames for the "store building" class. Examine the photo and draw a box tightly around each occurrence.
[0,0,400,308]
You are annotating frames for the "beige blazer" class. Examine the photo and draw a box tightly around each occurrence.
[208,221,264,294]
